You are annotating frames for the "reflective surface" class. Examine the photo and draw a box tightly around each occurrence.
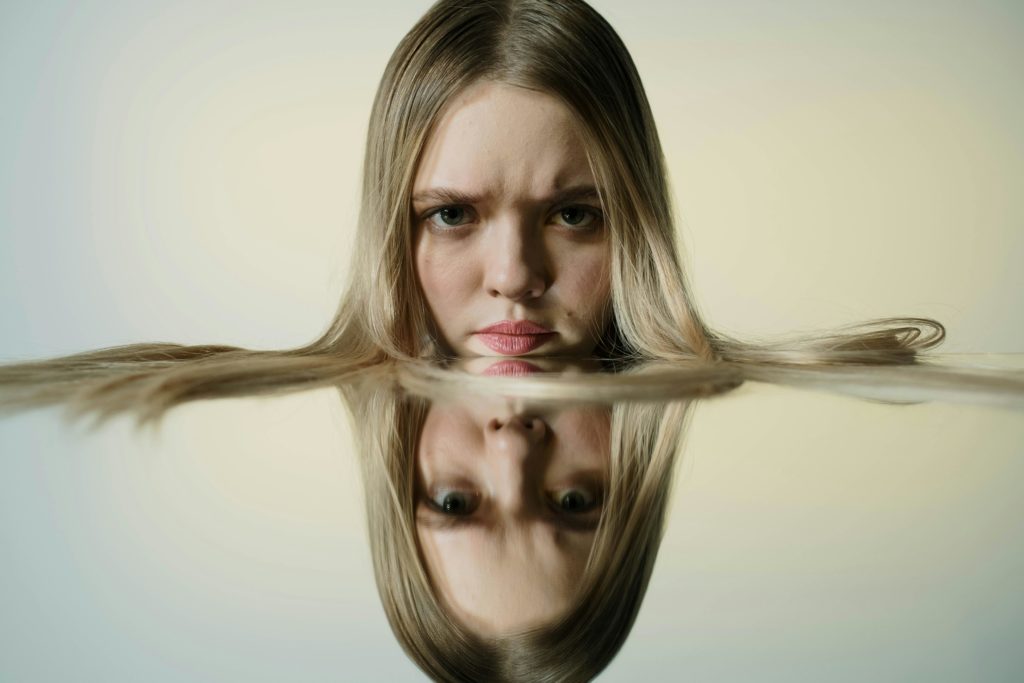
[2,358,1022,681]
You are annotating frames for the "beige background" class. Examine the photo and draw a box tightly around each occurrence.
[0,0,1020,361]
[1,1,1022,681]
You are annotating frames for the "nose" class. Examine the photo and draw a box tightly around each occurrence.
[483,221,548,302]
[484,415,547,516]
[485,415,547,450]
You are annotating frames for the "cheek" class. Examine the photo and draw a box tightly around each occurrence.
[557,246,611,320]
[551,408,611,466]
[417,405,480,480]
[415,239,477,323]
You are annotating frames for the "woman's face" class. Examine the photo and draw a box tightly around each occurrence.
[412,81,611,357]
[416,393,610,635]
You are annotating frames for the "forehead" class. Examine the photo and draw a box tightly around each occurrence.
[413,80,594,199]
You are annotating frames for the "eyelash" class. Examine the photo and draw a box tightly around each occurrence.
[420,204,604,234]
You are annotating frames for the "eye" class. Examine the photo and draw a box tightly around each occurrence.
[425,205,473,230]
[430,489,479,516]
[550,486,600,514]
[551,205,602,230]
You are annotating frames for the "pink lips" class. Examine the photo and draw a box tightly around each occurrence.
[483,360,543,376]
[475,320,556,355]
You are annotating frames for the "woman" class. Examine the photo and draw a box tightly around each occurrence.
[0,2,999,680]
[0,0,943,420]
[313,0,949,367]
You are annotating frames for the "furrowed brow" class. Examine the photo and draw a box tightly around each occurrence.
[411,184,601,206]
[411,188,487,206]
[547,184,601,205]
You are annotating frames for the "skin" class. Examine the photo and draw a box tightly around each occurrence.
[416,394,611,636]
[412,80,612,357]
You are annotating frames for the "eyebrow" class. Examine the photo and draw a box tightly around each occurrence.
[411,184,602,207]
[417,507,487,530]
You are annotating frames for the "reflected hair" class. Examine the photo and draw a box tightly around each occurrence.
[343,377,694,683]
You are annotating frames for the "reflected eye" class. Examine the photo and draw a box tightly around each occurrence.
[551,487,600,513]
[425,206,472,230]
[552,205,601,230]
[430,490,479,515]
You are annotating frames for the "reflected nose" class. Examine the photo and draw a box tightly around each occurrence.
[485,415,547,516]
[485,415,547,452]
[483,222,548,302]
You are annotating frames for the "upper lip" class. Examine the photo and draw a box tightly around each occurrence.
[476,320,554,335]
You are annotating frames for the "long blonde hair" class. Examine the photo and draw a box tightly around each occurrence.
[0,0,944,418]
[318,0,946,365]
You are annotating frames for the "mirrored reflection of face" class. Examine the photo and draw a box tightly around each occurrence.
[412,80,612,358]
[416,396,611,636]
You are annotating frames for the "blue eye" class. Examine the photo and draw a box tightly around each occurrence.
[553,205,601,229]
[426,206,472,230]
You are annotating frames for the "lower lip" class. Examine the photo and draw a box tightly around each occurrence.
[483,360,543,376]
[476,333,556,355]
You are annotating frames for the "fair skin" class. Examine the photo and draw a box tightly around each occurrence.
[412,80,612,358]
[416,393,611,635]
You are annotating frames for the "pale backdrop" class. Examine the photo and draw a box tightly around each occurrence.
[1,2,1022,682]
[0,0,1021,360]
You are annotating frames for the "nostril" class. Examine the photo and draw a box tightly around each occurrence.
[489,284,543,302]
[523,417,546,437]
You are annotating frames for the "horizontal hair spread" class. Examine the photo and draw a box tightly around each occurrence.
[0,3,1004,680]
[0,0,953,424]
